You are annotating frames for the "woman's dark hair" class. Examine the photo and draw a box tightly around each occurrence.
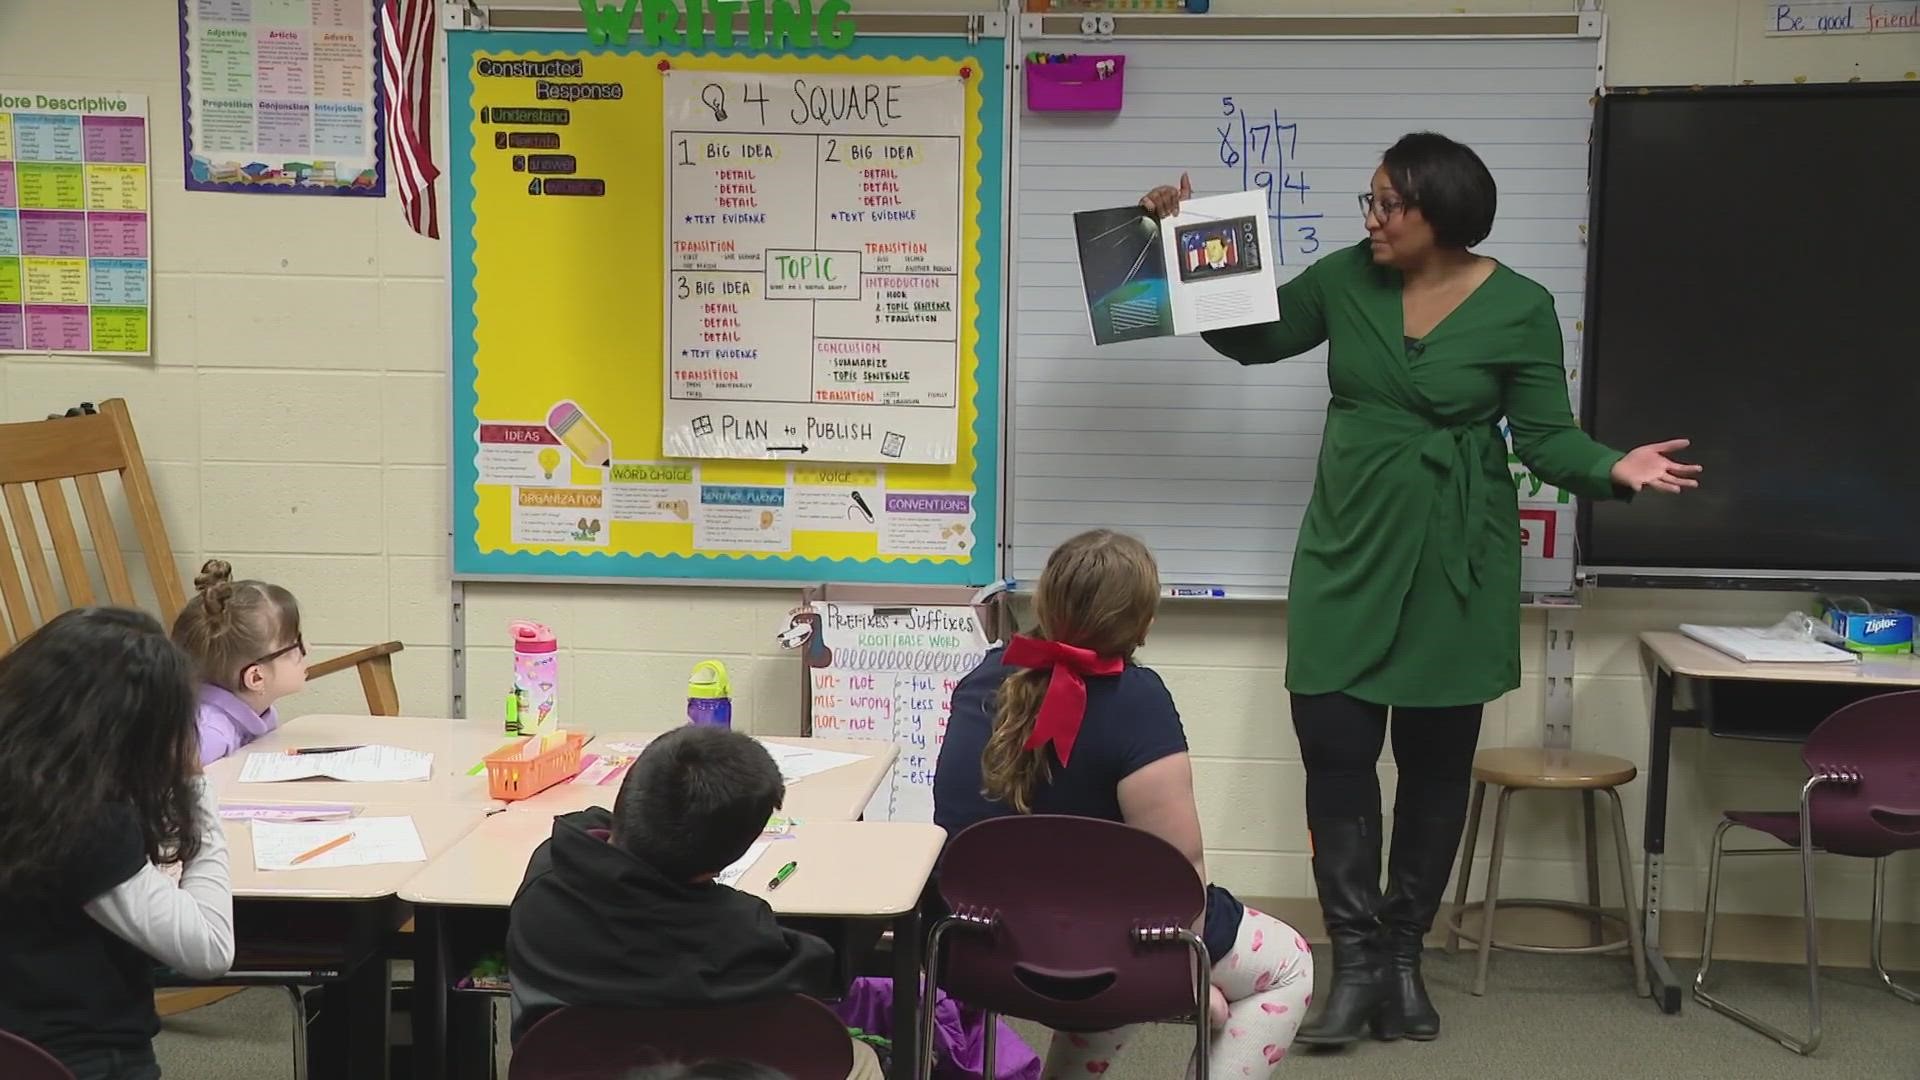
[1381,132,1498,248]
[622,1062,792,1080]
[0,607,201,892]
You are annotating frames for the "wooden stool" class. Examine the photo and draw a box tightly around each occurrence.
[1444,748,1649,997]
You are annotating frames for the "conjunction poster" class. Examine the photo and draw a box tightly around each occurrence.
[178,0,385,194]
[0,90,151,356]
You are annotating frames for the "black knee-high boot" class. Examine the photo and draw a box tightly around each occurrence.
[1294,816,1393,1046]
[1377,809,1470,1041]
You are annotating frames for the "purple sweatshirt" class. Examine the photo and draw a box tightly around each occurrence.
[195,684,279,765]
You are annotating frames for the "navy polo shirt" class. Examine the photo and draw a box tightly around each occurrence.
[932,647,1244,961]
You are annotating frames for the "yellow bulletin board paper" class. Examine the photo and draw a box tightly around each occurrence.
[448,31,1004,585]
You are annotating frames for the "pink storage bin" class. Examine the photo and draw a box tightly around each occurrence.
[1025,55,1126,112]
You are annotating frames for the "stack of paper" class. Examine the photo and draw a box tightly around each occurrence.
[251,816,427,871]
[219,804,354,822]
[239,746,435,783]
[1679,624,1857,664]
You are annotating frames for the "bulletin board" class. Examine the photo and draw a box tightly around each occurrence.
[447,25,1005,585]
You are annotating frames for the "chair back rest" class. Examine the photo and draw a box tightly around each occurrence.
[935,815,1205,1032]
[507,996,854,1080]
[0,399,184,650]
[0,1030,76,1080]
[1803,689,1920,857]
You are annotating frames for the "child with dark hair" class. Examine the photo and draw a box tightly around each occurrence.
[0,608,234,1080]
[508,725,880,1079]
[624,1063,791,1080]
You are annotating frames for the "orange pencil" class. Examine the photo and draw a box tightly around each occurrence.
[290,832,355,866]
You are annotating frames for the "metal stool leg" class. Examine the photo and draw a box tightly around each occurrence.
[285,986,308,1080]
[981,1009,997,1080]
[1473,786,1516,996]
[1447,781,1487,954]
[1583,791,1603,948]
[1871,858,1920,1005]
[1604,787,1648,997]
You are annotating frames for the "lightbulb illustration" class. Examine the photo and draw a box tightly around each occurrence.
[538,447,561,480]
[700,83,728,121]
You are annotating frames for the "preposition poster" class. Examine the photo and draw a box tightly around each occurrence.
[178,0,385,194]
[662,71,965,464]
[450,31,1003,585]
[799,602,988,823]
[0,90,152,356]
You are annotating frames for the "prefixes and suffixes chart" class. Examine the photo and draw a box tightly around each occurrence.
[0,91,151,356]
[662,71,965,465]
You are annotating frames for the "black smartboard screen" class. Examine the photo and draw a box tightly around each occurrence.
[1579,84,1920,580]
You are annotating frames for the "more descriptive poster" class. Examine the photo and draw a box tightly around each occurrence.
[661,71,965,465]
[796,602,988,823]
[0,90,151,356]
[178,0,385,194]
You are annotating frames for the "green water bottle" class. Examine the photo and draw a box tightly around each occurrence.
[687,660,732,729]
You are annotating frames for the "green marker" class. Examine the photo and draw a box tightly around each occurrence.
[505,686,521,735]
[766,861,798,890]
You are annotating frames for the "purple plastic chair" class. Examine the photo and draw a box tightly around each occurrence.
[923,815,1212,1080]
[507,996,854,1080]
[0,1030,74,1080]
[1694,689,1920,1055]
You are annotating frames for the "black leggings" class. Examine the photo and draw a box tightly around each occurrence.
[1291,691,1483,820]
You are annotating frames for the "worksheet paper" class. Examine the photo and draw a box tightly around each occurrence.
[219,804,354,822]
[251,816,426,871]
[714,841,771,889]
[757,740,866,783]
[238,745,434,783]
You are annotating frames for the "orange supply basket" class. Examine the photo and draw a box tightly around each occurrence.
[484,733,586,801]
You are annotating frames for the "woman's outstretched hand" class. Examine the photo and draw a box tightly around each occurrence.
[1140,173,1193,219]
[1610,439,1702,494]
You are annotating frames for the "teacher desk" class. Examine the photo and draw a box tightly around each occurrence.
[1637,631,1920,1013]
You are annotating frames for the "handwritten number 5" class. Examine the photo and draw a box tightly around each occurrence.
[1221,96,1235,116]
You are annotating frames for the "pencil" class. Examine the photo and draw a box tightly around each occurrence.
[290,832,355,866]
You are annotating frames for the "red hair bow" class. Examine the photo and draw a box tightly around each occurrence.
[1003,635,1123,767]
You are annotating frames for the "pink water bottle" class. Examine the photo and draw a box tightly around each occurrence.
[512,621,559,731]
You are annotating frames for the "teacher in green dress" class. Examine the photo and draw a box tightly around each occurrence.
[1141,133,1698,1047]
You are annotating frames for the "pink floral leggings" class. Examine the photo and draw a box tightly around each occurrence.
[1040,907,1314,1078]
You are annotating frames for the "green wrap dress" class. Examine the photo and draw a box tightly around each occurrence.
[1202,241,1625,708]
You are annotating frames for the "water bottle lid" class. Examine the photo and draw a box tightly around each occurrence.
[511,620,558,652]
[688,659,730,698]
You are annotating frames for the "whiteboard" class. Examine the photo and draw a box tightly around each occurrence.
[1008,36,1600,597]
[801,601,989,822]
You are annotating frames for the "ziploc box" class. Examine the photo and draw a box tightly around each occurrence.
[1819,600,1914,655]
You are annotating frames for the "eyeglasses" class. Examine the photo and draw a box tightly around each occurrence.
[248,635,306,673]
[1358,192,1410,221]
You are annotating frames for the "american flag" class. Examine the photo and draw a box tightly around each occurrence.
[380,0,441,238]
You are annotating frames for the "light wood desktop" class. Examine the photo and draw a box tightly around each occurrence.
[507,733,898,821]
[203,714,509,805]
[222,802,488,901]
[400,816,943,918]
[1641,630,1920,687]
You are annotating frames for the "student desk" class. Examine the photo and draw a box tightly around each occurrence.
[209,801,490,1080]
[1637,631,1920,1013]
[400,818,945,1080]
[505,733,897,820]
[203,714,507,805]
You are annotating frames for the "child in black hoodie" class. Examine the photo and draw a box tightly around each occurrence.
[507,726,879,1078]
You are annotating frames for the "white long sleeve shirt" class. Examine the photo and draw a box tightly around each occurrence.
[83,776,236,980]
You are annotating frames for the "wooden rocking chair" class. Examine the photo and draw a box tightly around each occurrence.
[0,399,404,713]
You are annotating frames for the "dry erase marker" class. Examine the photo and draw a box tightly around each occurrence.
[287,745,363,755]
[767,860,798,889]
[290,832,355,866]
[1167,586,1227,598]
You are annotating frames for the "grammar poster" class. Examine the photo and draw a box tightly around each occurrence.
[0,90,151,356]
[449,32,1002,585]
[178,0,385,194]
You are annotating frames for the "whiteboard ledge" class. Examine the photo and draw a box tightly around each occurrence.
[1021,12,1593,41]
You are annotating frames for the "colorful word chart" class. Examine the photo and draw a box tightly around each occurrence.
[0,91,151,356]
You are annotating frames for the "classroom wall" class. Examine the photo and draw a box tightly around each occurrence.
[3,0,1915,924]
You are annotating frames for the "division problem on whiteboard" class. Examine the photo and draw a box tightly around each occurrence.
[1217,98,1322,264]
